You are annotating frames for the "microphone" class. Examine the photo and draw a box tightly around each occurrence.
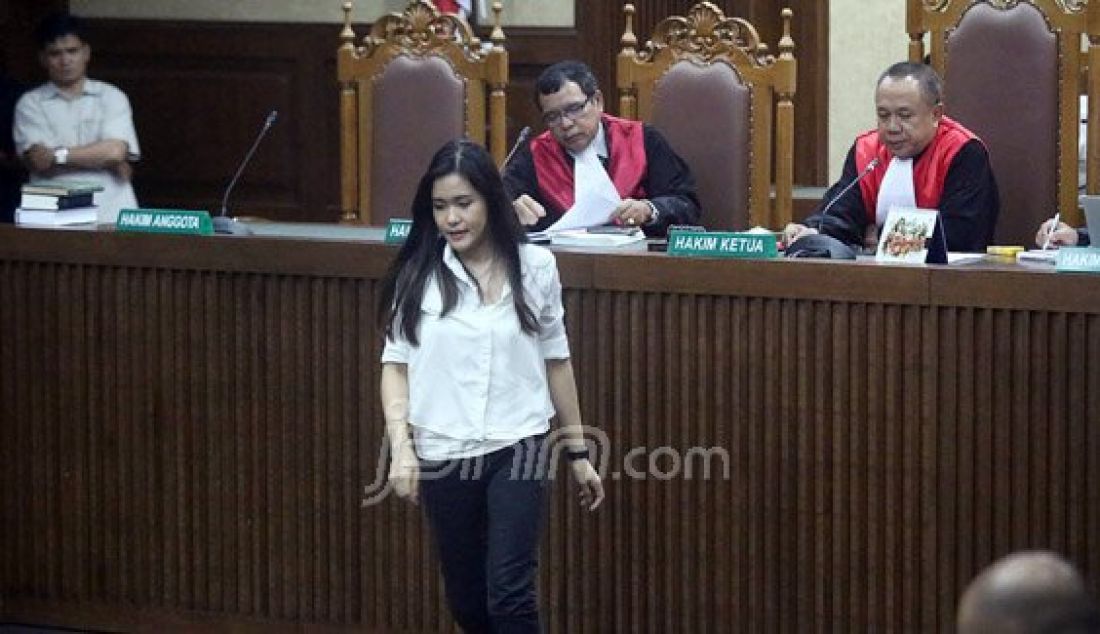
[816,157,881,225]
[500,126,531,171]
[214,109,279,235]
[787,157,881,259]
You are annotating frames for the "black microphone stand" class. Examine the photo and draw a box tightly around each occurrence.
[215,110,279,235]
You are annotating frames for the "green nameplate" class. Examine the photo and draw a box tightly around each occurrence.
[667,230,778,259]
[384,219,412,244]
[116,208,213,235]
[1055,247,1100,273]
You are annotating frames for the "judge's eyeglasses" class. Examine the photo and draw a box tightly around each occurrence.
[541,95,592,127]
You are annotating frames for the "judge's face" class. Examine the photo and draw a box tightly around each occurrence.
[41,34,90,89]
[433,172,491,258]
[874,75,943,159]
[538,80,603,154]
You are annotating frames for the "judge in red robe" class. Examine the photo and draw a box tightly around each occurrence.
[786,62,999,252]
[503,60,700,237]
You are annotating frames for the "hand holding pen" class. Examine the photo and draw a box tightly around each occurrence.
[1036,213,1077,249]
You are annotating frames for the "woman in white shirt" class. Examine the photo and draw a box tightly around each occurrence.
[378,139,603,633]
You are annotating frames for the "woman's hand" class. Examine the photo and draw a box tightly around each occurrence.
[388,442,420,505]
[569,459,604,511]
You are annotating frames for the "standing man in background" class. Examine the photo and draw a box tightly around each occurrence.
[14,13,140,223]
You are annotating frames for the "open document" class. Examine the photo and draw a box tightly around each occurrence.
[531,150,621,239]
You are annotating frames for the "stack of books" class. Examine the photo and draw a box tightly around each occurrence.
[15,180,102,226]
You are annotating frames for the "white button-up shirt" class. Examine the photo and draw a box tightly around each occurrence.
[381,243,571,460]
[14,78,141,223]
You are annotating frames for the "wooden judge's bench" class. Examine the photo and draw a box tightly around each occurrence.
[1,223,1098,632]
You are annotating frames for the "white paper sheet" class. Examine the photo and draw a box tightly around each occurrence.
[542,148,621,233]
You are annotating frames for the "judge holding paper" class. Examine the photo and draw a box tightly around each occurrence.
[784,62,999,252]
[503,60,700,236]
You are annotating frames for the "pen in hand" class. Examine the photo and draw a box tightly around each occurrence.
[1042,211,1061,250]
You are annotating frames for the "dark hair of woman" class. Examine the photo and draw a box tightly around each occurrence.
[378,138,539,346]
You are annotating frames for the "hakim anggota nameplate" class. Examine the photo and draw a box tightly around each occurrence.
[116,208,214,235]
[667,230,778,259]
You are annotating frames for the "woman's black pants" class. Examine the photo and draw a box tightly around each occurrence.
[419,435,549,634]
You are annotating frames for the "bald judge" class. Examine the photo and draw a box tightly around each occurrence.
[785,62,1000,252]
[503,60,700,236]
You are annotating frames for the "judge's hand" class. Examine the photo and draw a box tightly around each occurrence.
[513,195,546,226]
[570,459,604,511]
[1035,220,1077,248]
[25,144,54,173]
[783,222,817,246]
[612,198,652,227]
[112,161,133,182]
[388,442,420,505]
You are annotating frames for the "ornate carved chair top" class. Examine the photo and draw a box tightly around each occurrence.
[908,0,1100,242]
[617,1,796,230]
[337,0,508,224]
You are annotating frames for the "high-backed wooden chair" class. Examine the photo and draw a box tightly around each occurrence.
[617,2,796,230]
[337,1,508,224]
[908,0,1100,241]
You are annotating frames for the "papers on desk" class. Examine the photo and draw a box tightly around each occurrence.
[946,252,986,265]
[542,188,620,234]
[548,228,645,248]
[16,207,98,226]
[1017,249,1058,264]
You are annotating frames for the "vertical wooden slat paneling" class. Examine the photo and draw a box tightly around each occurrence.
[3,238,1100,633]
[1087,319,1100,587]
[868,301,884,632]
[848,302,868,632]
[792,300,812,633]
[830,302,850,631]
[1030,312,1052,549]
[158,270,176,608]
[955,307,977,601]
[56,264,73,601]
[0,263,11,605]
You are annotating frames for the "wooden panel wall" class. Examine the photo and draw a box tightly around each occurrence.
[83,20,339,223]
[0,0,827,223]
[0,0,67,81]
[1,228,1099,632]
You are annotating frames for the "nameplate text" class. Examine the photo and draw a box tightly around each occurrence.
[117,208,213,235]
[667,230,778,259]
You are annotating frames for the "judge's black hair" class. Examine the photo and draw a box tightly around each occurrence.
[378,139,538,346]
[534,60,600,109]
[878,61,943,107]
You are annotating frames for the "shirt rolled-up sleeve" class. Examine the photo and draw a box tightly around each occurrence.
[99,85,140,161]
[537,261,570,360]
[380,321,411,364]
[13,93,51,154]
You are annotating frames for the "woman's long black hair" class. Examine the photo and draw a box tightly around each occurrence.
[379,139,539,346]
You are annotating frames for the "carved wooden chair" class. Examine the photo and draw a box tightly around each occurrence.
[337,0,507,224]
[617,2,796,230]
[908,0,1100,240]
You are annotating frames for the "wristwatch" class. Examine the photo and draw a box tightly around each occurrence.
[53,147,69,166]
[645,200,660,226]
